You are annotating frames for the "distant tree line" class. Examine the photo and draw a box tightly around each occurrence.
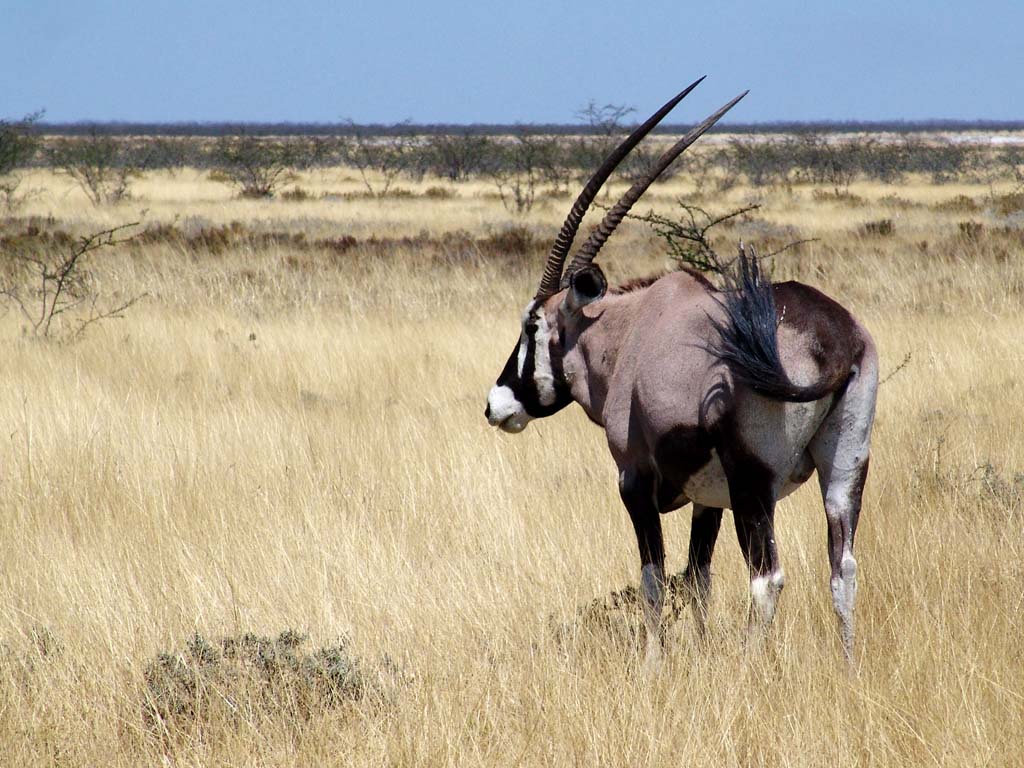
[2,110,1022,211]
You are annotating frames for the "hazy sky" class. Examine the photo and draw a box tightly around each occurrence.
[2,1,1021,124]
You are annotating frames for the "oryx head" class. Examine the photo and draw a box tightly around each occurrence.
[485,79,746,433]
[485,265,609,433]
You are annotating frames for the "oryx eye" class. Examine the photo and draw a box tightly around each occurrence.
[524,322,538,335]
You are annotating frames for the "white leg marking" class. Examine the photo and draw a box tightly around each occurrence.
[831,552,858,658]
[749,570,785,626]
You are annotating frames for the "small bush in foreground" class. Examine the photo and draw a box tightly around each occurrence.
[423,185,457,199]
[143,630,388,738]
[992,191,1024,217]
[861,218,895,237]
[549,572,702,660]
[281,186,311,201]
[476,224,545,256]
[957,220,984,240]
[933,194,980,213]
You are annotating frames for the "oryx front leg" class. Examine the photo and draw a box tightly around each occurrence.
[619,468,665,670]
[683,504,723,640]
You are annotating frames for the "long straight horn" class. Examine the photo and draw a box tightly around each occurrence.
[563,90,748,284]
[534,77,707,299]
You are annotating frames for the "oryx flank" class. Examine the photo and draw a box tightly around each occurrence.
[484,79,878,664]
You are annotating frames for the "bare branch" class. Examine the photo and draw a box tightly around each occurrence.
[0,221,142,340]
[880,352,912,386]
[620,201,760,274]
[71,293,148,340]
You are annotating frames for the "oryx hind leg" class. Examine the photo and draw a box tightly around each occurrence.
[813,450,869,661]
[733,502,783,631]
[809,359,877,661]
[723,457,784,633]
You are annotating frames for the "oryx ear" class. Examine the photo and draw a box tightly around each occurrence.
[561,265,607,317]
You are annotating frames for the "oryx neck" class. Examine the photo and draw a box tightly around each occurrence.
[563,291,640,426]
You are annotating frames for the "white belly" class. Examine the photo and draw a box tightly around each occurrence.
[683,449,731,508]
[681,446,817,511]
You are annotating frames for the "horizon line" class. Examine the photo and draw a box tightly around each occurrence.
[28,118,1024,137]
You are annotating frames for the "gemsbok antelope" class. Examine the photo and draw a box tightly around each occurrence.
[484,79,878,664]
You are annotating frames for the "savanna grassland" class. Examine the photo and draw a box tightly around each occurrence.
[1,145,1023,766]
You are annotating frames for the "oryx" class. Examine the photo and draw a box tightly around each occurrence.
[484,79,878,663]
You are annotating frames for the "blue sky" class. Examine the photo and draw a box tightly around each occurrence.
[2,1,1021,124]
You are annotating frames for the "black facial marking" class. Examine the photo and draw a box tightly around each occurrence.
[492,307,572,419]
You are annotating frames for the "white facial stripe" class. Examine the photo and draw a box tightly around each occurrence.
[515,301,558,408]
[532,312,557,406]
[516,304,535,377]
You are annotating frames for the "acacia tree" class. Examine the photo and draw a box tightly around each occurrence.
[568,101,685,188]
[48,128,138,205]
[298,136,344,170]
[628,200,816,275]
[722,137,792,188]
[209,133,298,197]
[788,132,861,195]
[570,101,635,182]
[630,202,761,273]
[487,128,560,214]
[0,111,43,210]
[342,121,420,196]
[136,137,192,176]
[425,131,494,181]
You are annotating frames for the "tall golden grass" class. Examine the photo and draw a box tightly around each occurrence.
[0,163,1022,765]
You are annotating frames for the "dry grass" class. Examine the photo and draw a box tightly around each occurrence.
[1,160,1022,766]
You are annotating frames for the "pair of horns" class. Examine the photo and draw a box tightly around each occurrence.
[535,79,747,299]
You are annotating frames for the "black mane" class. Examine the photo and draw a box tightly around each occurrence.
[612,266,714,295]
